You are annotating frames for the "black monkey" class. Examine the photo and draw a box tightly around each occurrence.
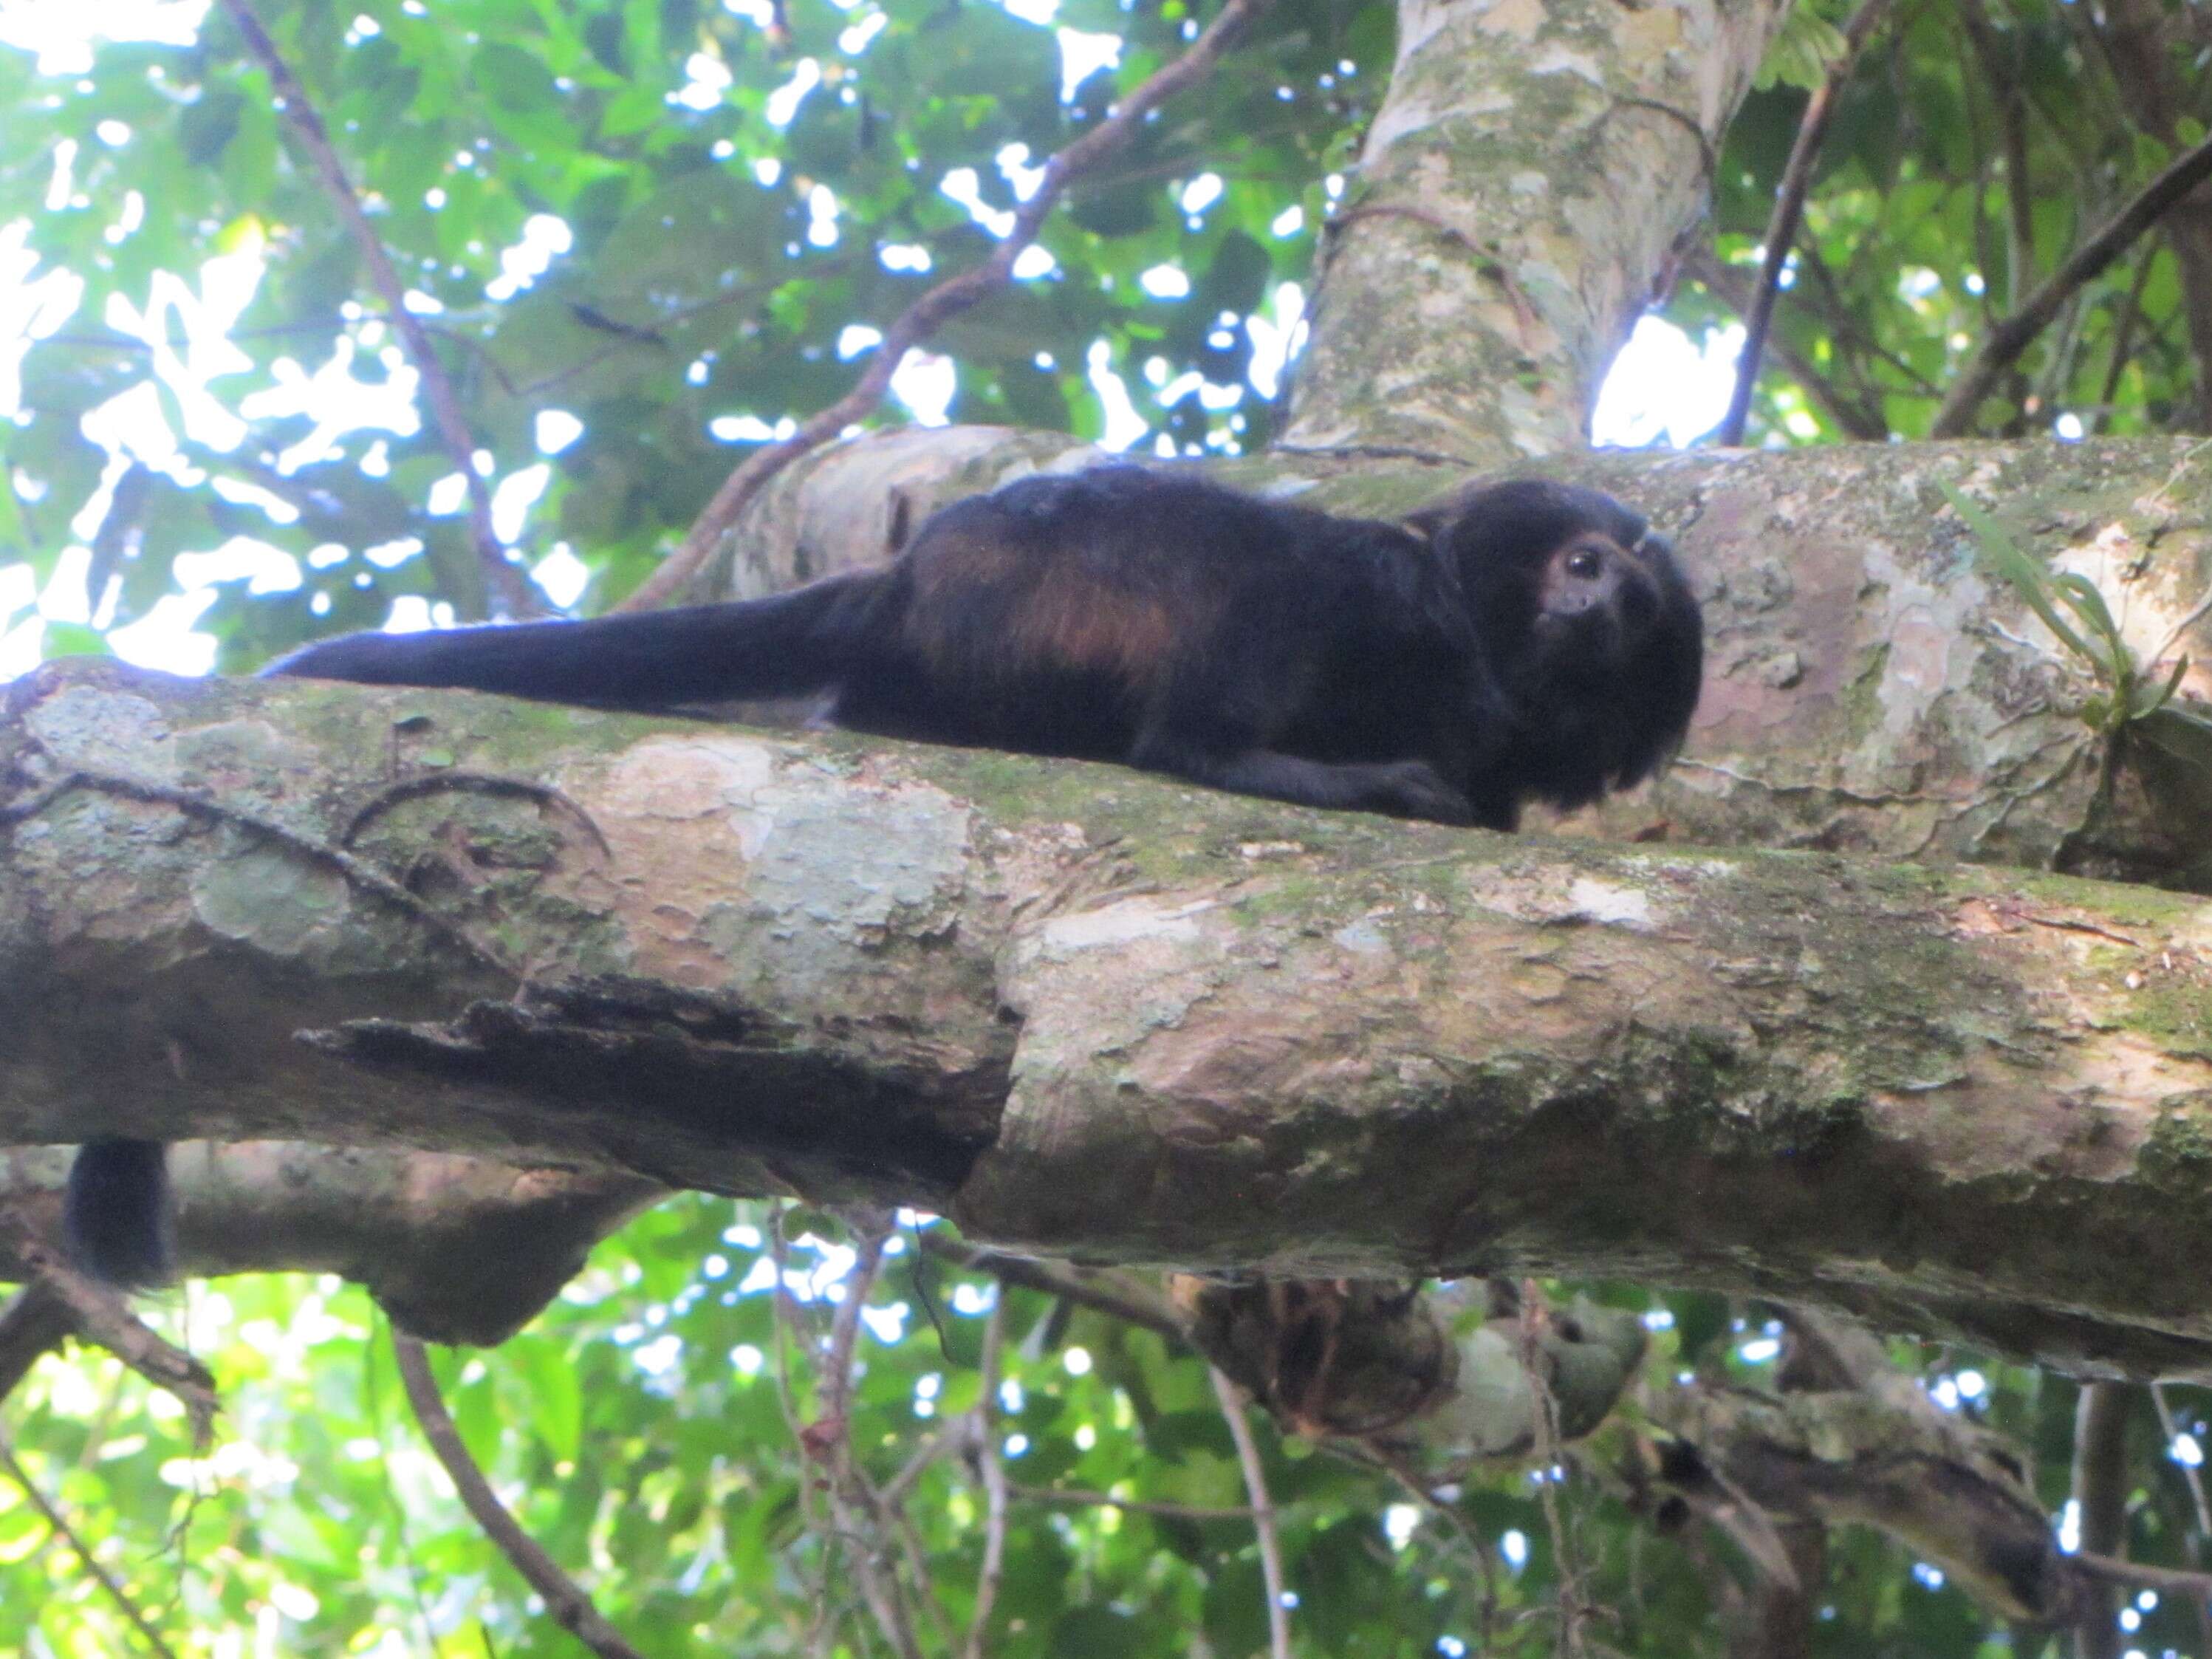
[304,468,1700,824]
[64,466,1702,1289]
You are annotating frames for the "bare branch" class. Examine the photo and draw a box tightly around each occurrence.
[216,0,536,618]
[2093,253,2160,434]
[0,1427,181,1659]
[1956,0,2037,308]
[1366,1445,1500,1647]
[7,1222,216,1434]
[767,1213,841,1658]
[2153,1383,2212,1538]
[1211,1366,1292,1659]
[819,1219,888,1431]
[0,1282,74,1403]
[2072,1549,2212,1601]
[1934,129,2212,435]
[1688,249,1888,439]
[2071,1381,2132,1659]
[808,1222,927,1659]
[393,1333,647,1659]
[917,1233,1185,1345]
[962,1299,1009,1659]
[1519,1285,1589,1658]
[2149,1382,2212,1653]
[1719,0,1899,445]
[615,0,1279,612]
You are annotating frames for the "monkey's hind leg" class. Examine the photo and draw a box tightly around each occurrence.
[1129,731,1474,825]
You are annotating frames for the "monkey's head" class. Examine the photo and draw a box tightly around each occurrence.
[1413,479,1703,813]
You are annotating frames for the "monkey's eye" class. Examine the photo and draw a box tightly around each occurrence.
[1564,547,1605,580]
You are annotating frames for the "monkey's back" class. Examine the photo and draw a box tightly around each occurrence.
[835,468,1456,763]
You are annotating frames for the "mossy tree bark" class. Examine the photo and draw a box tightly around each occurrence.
[7,660,2212,1376]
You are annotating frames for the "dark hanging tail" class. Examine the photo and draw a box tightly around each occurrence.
[264,571,893,710]
[64,1138,173,1289]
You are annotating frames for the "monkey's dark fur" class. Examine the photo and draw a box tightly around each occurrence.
[64,466,1702,1290]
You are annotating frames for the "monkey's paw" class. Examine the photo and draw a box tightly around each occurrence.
[1366,762,1474,826]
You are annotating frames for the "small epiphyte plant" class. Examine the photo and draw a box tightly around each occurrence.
[1942,483,2208,745]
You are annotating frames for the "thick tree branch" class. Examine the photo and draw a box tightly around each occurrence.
[13,645,2212,1372]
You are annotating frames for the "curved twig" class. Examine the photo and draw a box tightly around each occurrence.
[2,763,518,982]
[1718,0,1900,445]
[394,1334,647,1659]
[0,1429,181,1659]
[962,1300,1010,1659]
[340,772,612,861]
[1211,1366,1292,1659]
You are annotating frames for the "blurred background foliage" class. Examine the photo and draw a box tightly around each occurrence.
[23,1195,2193,1658]
[11,0,2212,1653]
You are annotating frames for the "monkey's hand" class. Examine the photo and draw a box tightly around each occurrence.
[1129,742,1476,827]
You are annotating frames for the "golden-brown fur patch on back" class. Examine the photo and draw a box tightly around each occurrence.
[1009,569,1182,680]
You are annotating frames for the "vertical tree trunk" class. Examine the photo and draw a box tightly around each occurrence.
[1282,0,1789,462]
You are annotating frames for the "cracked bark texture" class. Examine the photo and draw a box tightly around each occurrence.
[9,661,2212,1373]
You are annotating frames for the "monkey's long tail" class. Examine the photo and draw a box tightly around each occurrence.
[264,572,889,708]
[65,1138,174,1289]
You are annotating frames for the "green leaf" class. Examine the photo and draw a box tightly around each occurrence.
[41,622,108,658]
[1939,485,2100,666]
[473,41,560,114]
[1054,1603,1144,1658]
[2130,654,2190,719]
[178,87,247,166]
[1754,6,1849,92]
